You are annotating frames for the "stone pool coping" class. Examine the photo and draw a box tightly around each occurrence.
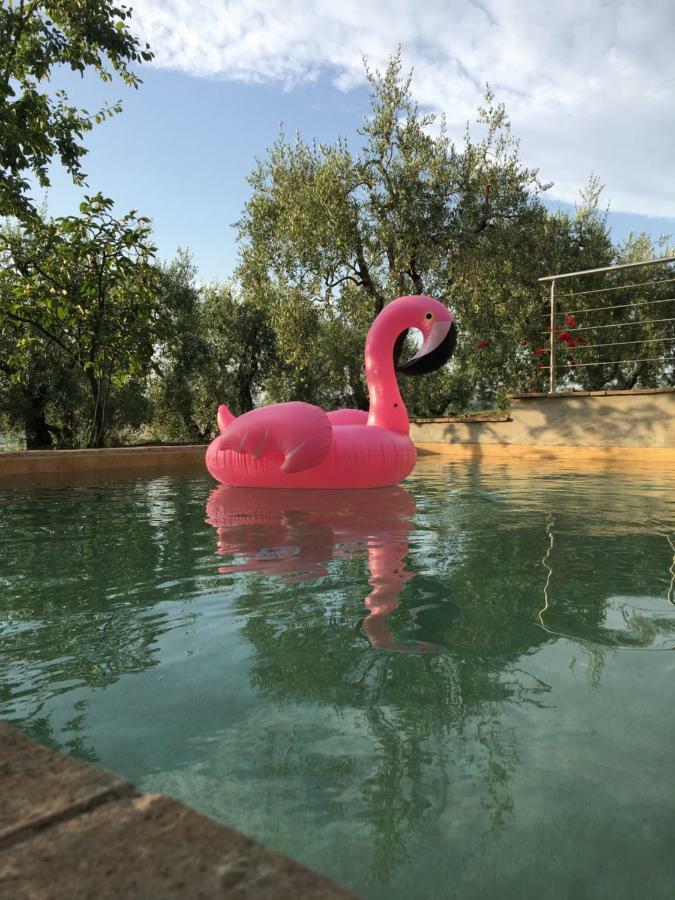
[0,721,357,899]
[0,443,207,480]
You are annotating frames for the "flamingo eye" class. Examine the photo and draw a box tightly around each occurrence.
[425,312,433,320]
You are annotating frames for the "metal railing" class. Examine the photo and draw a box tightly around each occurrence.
[538,256,675,393]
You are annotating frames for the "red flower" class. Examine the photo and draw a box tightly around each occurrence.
[477,339,491,349]
[535,347,546,358]
[576,335,587,346]
[565,314,577,327]
[559,330,579,349]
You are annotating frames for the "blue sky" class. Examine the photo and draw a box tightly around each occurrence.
[42,69,375,281]
[40,1,675,282]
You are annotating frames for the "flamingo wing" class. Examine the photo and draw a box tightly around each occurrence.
[218,401,332,474]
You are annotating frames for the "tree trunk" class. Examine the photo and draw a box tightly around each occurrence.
[350,377,369,411]
[25,406,54,450]
[85,371,107,448]
[237,384,254,414]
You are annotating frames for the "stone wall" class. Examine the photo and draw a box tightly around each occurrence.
[411,388,675,461]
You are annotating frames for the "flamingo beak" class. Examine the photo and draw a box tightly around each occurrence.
[396,320,458,375]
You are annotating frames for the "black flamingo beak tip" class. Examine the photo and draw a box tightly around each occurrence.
[396,320,458,376]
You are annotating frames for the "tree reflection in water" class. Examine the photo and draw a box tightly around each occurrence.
[204,484,544,880]
[204,478,675,884]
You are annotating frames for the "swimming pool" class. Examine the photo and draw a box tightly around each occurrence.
[1,458,674,898]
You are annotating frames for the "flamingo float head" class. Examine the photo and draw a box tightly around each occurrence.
[365,295,457,433]
[394,296,458,375]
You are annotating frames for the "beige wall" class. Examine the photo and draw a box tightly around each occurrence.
[0,444,206,482]
[411,389,675,457]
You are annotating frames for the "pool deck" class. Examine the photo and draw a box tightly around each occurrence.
[0,721,356,899]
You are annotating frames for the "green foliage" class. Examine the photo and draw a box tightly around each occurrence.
[0,0,152,219]
[0,195,163,446]
[458,176,615,399]
[149,274,277,443]
[147,251,209,442]
[198,283,276,418]
[0,317,84,448]
[236,56,673,410]
[516,179,675,392]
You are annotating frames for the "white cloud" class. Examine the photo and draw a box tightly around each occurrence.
[132,0,675,218]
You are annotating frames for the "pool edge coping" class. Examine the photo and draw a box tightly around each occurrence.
[0,720,358,899]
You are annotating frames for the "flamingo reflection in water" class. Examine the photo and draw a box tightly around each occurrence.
[205,485,443,654]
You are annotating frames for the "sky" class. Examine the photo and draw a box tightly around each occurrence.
[39,0,675,282]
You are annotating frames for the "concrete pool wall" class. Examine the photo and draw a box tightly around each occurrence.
[0,388,673,478]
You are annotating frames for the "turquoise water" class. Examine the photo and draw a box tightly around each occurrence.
[1,459,674,898]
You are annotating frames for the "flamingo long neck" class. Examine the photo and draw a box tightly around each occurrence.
[365,310,410,433]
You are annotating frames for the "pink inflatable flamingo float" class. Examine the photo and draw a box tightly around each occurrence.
[206,295,457,489]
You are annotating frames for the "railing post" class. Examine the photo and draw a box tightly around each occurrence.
[549,279,556,393]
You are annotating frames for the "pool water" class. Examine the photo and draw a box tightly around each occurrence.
[1,458,674,898]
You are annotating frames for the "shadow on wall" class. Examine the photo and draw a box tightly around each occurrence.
[413,390,675,462]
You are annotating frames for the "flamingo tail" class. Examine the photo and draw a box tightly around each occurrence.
[217,404,235,433]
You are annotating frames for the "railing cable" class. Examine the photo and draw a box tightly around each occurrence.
[559,336,675,352]
[550,295,675,318]
[541,316,675,335]
[538,255,675,282]
[539,356,675,369]
[558,275,675,299]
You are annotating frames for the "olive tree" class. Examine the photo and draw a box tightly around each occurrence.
[0,0,152,219]
[0,195,163,446]
[236,51,554,414]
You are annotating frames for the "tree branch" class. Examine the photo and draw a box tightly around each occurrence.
[354,230,385,313]
[4,311,79,364]
[324,272,363,291]
[408,256,423,294]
